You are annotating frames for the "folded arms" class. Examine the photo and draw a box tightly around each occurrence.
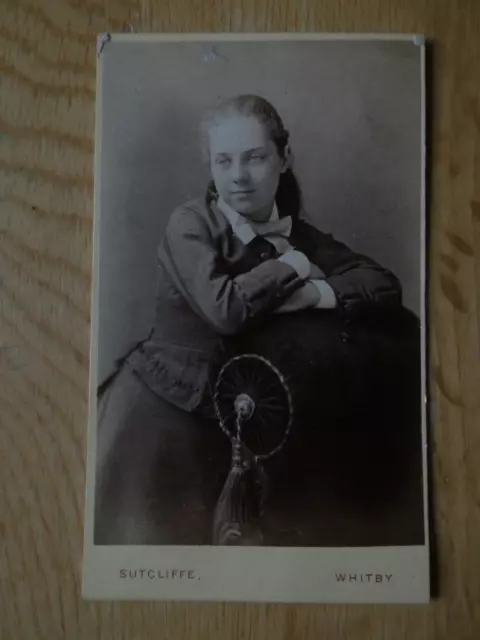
[159,206,402,336]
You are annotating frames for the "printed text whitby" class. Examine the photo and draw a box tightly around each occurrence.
[336,573,393,583]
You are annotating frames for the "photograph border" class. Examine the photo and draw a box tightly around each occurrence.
[82,32,429,603]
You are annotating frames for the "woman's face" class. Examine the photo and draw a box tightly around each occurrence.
[208,114,288,221]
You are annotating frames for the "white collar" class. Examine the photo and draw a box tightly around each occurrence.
[217,197,290,245]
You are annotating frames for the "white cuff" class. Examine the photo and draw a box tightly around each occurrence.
[278,250,310,279]
[311,279,337,309]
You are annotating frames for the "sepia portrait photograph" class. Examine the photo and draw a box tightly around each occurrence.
[83,33,428,603]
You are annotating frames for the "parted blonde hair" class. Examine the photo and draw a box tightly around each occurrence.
[200,94,290,162]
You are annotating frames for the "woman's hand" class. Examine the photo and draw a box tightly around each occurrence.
[276,249,326,280]
[277,250,311,279]
[273,281,321,314]
[309,262,325,279]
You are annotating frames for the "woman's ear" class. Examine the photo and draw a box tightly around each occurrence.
[280,145,292,173]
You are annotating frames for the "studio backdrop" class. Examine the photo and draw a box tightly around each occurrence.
[97,39,422,384]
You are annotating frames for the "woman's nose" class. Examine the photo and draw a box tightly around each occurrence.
[231,160,249,183]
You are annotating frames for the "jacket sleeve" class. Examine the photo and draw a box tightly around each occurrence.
[158,207,305,335]
[294,219,403,315]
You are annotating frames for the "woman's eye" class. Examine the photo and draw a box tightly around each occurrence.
[216,157,231,166]
[249,154,267,162]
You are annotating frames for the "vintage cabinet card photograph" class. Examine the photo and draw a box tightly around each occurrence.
[82,33,429,603]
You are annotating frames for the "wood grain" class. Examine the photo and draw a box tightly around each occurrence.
[1,0,480,638]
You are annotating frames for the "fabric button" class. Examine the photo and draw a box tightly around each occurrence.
[260,252,270,260]
[340,331,351,343]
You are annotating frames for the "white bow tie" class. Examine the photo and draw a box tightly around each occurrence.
[243,216,292,239]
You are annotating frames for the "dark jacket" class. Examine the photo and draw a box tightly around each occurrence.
[127,195,402,411]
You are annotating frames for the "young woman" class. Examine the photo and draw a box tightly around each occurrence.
[95,95,421,546]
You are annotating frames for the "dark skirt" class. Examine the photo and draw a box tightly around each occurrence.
[94,306,424,546]
[94,365,232,545]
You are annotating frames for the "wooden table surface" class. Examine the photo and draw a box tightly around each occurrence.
[1,0,480,638]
